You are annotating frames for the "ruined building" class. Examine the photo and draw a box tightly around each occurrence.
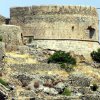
[10,6,99,40]
[0,6,100,58]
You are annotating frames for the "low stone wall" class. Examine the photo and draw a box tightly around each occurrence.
[0,25,22,51]
[31,40,100,60]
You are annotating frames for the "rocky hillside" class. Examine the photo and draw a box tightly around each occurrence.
[0,47,100,100]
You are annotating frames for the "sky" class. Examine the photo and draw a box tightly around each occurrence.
[0,0,100,18]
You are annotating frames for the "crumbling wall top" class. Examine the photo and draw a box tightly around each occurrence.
[10,5,98,17]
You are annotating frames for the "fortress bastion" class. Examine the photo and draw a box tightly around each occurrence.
[1,6,100,58]
[10,6,99,41]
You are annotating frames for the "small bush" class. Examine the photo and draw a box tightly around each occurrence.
[60,63,66,69]
[62,88,71,96]
[48,51,76,65]
[0,78,8,86]
[91,49,100,62]
[90,84,98,91]
[0,35,3,41]
[60,63,74,72]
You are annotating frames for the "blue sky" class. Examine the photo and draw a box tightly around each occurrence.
[0,0,100,17]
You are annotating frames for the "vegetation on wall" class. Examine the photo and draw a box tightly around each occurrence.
[91,49,100,62]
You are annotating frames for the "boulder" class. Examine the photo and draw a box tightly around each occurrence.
[68,73,92,87]
[68,86,93,96]
[91,62,100,68]
[81,94,100,100]
[54,82,65,93]
[17,74,32,87]
[43,87,58,95]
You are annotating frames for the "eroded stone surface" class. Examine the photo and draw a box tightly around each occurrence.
[0,25,22,51]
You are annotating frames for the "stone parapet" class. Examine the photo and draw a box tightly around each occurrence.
[10,6,98,17]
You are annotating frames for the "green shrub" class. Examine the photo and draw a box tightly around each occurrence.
[0,35,3,41]
[0,78,8,86]
[62,88,71,96]
[60,63,66,69]
[48,51,76,65]
[60,63,74,72]
[90,84,98,91]
[91,49,100,62]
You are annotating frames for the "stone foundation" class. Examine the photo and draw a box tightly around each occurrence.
[30,40,100,60]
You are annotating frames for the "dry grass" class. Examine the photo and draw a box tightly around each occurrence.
[33,70,69,79]
[4,52,38,64]
[6,52,31,58]
[74,65,100,83]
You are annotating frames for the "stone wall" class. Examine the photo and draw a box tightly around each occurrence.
[0,25,22,51]
[0,15,5,25]
[10,6,97,17]
[31,40,100,59]
[10,6,99,41]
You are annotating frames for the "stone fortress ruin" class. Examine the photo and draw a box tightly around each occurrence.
[0,5,100,58]
[10,6,99,40]
[0,6,100,99]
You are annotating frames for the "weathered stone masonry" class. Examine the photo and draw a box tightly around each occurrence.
[10,6,99,41]
[0,6,100,58]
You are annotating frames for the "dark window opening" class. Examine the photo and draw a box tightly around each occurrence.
[28,37,34,43]
[21,33,23,42]
[5,18,10,25]
[87,26,95,39]
[21,33,23,39]
[72,26,74,31]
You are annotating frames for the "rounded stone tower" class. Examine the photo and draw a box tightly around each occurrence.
[10,6,100,58]
[10,6,99,41]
